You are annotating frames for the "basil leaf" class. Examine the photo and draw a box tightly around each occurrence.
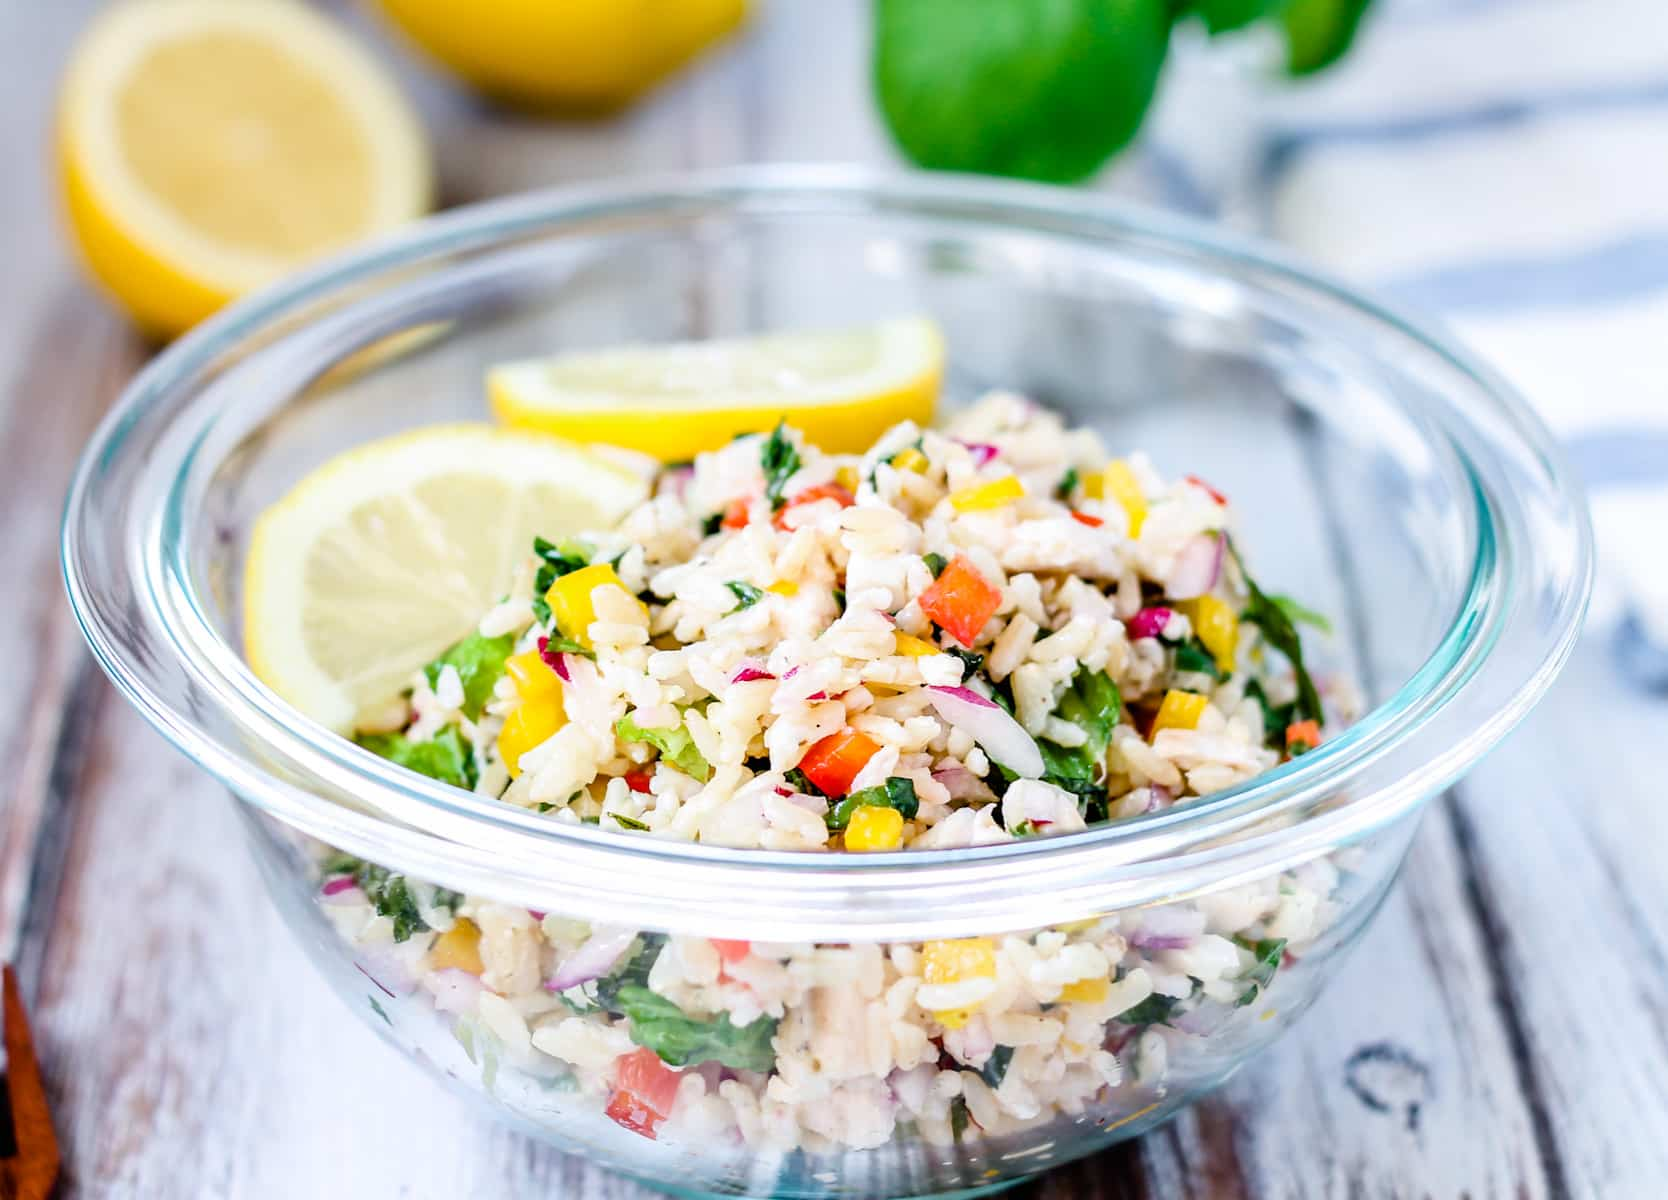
[357,725,478,791]
[760,421,802,508]
[616,713,712,783]
[827,776,919,830]
[424,632,515,720]
[531,537,592,625]
[873,0,1171,184]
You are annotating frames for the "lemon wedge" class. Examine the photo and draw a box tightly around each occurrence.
[488,317,945,461]
[243,426,646,731]
[58,0,432,338]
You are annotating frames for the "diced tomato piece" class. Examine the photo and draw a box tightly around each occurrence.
[624,768,653,793]
[720,499,751,530]
[1284,719,1322,756]
[918,555,1001,648]
[606,1047,682,1139]
[710,938,751,964]
[1184,474,1228,505]
[797,728,881,796]
[773,482,855,530]
[1069,510,1104,528]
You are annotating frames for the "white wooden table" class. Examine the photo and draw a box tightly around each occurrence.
[4,3,1665,1197]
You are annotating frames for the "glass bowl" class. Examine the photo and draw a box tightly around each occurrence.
[61,167,1591,1199]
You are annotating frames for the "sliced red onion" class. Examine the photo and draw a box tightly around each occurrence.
[1125,606,1173,641]
[1166,532,1224,600]
[732,664,775,683]
[537,637,570,680]
[528,909,547,921]
[321,875,358,897]
[955,440,1000,466]
[1130,906,1204,947]
[355,962,398,999]
[545,927,637,993]
[930,764,983,800]
[427,968,484,1014]
[925,686,1044,778]
[1129,932,1194,951]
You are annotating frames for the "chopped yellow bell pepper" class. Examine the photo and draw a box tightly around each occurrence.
[545,563,644,649]
[498,695,564,777]
[1150,689,1208,739]
[891,447,929,474]
[505,648,560,702]
[834,465,860,493]
[1097,460,1147,537]
[1175,596,1239,674]
[893,632,939,658]
[948,476,1024,513]
[933,1006,977,1030]
[430,917,484,974]
[844,805,904,851]
[1058,977,1109,1004]
[767,580,799,597]
[923,937,997,984]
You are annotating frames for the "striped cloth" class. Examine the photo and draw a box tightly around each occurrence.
[1148,0,1668,678]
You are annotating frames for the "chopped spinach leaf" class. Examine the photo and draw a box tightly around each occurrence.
[1172,637,1222,680]
[1230,539,1324,725]
[923,552,949,578]
[357,725,478,791]
[423,632,515,719]
[1036,668,1122,817]
[1055,466,1080,500]
[531,537,593,625]
[827,776,919,830]
[609,984,778,1070]
[724,580,765,612]
[979,1045,1015,1088]
[1234,936,1287,1006]
[616,713,712,783]
[760,421,802,509]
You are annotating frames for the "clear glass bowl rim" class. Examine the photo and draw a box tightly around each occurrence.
[61,165,1593,939]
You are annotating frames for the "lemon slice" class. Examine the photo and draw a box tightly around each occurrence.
[488,317,945,460]
[243,426,646,731]
[58,0,432,338]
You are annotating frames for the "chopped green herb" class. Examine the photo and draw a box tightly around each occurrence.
[1172,638,1222,680]
[832,586,847,613]
[355,864,429,942]
[609,985,778,1071]
[949,1094,971,1143]
[1117,991,1182,1028]
[1036,667,1122,817]
[357,725,478,791]
[1270,594,1334,634]
[701,511,724,536]
[785,767,826,798]
[531,537,592,625]
[535,801,557,813]
[1008,819,1038,838]
[609,813,650,831]
[725,580,765,612]
[1056,466,1080,500]
[760,421,802,508]
[1230,538,1324,725]
[542,632,595,660]
[946,645,984,676]
[923,552,948,578]
[423,632,515,719]
[616,713,712,783]
[826,776,919,830]
[979,1045,1015,1088]
[1234,937,1287,1006]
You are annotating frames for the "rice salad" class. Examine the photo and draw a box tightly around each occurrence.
[319,392,1360,1150]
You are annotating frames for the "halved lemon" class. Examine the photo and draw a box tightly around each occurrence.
[488,316,945,461]
[58,0,432,338]
[243,426,647,731]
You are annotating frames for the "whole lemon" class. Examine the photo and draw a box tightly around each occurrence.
[371,0,748,111]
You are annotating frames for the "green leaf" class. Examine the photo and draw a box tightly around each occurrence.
[356,725,478,791]
[1190,0,1276,35]
[1269,594,1333,634]
[725,580,765,613]
[1235,936,1287,1005]
[873,0,1172,184]
[608,813,650,831]
[923,552,949,578]
[1055,466,1079,500]
[1172,637,1223,680]
[827,776,920,830]
[701,511,725,537]
[354,864,429,942]
[1230,539,1324,725]
[949,1094,971,1143]
[531,537,593,626]
[616,713,712,783]
[785,767,827,798]
[946,646,984,677]
[1282,0,1374,75]
[423,632,515,720]
[610,984,779,1071]
[980,1044,1015,1088]
[760,421,802,508]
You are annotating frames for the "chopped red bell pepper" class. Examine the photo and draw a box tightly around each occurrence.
[1069,510,1104,528]
[606,1047,682,1139]
[720,499,751,530]
[797,727,881,796]
[1284,719,1322,756]
[1184,474,1228,505]
[918,555,1001,648]
[773,482,855,530]
[710,938,751,964]
[624,768,653,793]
